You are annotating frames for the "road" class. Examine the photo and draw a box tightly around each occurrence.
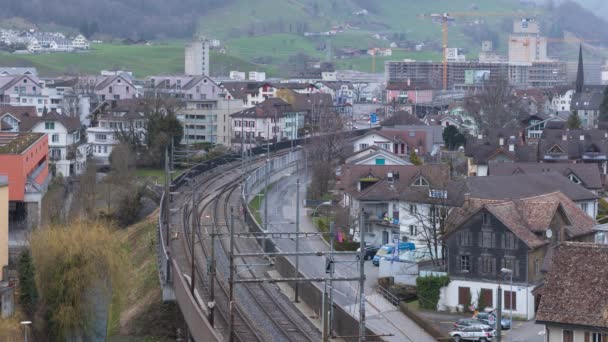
[261,169,435,342]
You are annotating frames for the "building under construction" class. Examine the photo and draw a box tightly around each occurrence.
[385,59,567,90]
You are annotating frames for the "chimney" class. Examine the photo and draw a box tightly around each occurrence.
[562,134,568,141]
[509,143,515,152]
[580,135,585,141]
[499,137,504,146]
[477,134,483,140]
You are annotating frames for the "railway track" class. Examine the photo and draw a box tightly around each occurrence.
[175,151,319,341]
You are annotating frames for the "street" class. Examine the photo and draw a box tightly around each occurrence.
[261,169,435,341]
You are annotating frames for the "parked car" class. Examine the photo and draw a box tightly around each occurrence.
[356,245,380,260]
[453,318,491,331]
[372,242,415,266]
[474,311,511,330]
[449,326,495,341]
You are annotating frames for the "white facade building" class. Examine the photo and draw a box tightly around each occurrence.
[185,38,210,76]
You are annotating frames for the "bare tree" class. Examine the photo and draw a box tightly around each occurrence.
[352,82,369,103]
[308,111,346,199]
[464,76,530,133]
[79,160,98,219]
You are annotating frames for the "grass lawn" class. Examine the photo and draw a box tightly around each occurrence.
[136,168,185,183]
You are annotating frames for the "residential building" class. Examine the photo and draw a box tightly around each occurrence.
[87,100,146,164]
[571,92,603,128]
[488,162,603,196]
[93,75,137,102]
[386,81,434,107]
[538,128,608,174]
[275,90,333,125]
[220,82,276,108]
[549,88,574,113]
[0,68,37,77]
[230,98,305,146]
[248,72,266,81]
[463,173,600,219]
[339,164,458,247]
[185,38,210,76]
[353,126,444,158]
[344,146,412,166]
[465,130,536,176]
[535,242,608,342]
[0,132,49,229]
[148,75,241,146]
[442,191,596,319]
[521,113,566,140]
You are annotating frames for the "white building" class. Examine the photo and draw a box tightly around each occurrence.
[229,71,246,81]
[185,38,210,76]
[550,89,574,113]
[248,71,266,82]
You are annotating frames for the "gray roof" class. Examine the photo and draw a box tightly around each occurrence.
[539,128,608,161]
[571,92,603,110]
[463,173,598,202]
[488,162,602,190]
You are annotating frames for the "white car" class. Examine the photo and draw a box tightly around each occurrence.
[449,326,496,341]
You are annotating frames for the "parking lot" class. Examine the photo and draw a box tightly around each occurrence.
[415,309,546,341]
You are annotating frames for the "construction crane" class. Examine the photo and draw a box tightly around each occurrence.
[417,11,536,90]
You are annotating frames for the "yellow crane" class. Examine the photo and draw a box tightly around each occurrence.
[417,11,536,90]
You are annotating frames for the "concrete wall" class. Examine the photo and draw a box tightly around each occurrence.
[0,185,7,271]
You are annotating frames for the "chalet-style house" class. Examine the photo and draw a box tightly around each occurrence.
[442,192,596,319]
[465,130,536,176]
[538,128,608,174]
[344,146,412,166]
[535,242,608,342]
[352,126,444,159]
[488,163,603,196]
[521,113,566,141]
[339,164,459,250]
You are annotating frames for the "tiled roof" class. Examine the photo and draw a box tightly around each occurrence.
[380,111,424,126]
[445,192,595,249]
[536,242,608,329]
[220,81,266,100]
[230,98,297,119]
[339,164,457,205]
[571,92,603,110]
[463,173,598,202]
[488,162,602,190]
[0,106,39,131]
[539,128,608,160]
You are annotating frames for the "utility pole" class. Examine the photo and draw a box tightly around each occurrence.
[322,281,329,342]
[497,279,503,342]
[328,221,335,337]
[190,183,197,298]
[170,137,175,182]
[228,206,235,342]
[208,218,216,326]
[263,160,269,253]
[359,209,366,342]
[164,147,170,245]
[294,178,300,302]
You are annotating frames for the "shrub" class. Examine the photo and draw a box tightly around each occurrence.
[416,275,450,310]
[17,250,38,317]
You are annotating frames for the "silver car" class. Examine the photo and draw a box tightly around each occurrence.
[449,326,496,341]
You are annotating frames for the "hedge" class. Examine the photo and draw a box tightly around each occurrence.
[416,275,450,310]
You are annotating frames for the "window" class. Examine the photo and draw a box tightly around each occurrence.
[586,332,605,342]
[480,256,495,274]
[504,291,517,310]
[482,213,491,225]
[409,204,417,214]
[45,122,55,130]
[581,202,589,213]
[109,86,113,93]
[534,258,540,276]
[104,146,108,153]
[504,232,518,250]
[95,134,107,141]
[481,231,495,248]
[562,330,574,342]
[429,189,447,199]
[460,255,470,272]
[413,177,429,186]
[359,143,369,150]
[51,134,59,143]
[409,225,417,235]
[503,257,519,277]
[458,286,471,305]
[480,288,493,308]
[459,230,472,246]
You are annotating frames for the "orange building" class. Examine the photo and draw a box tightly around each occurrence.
[0,132,49,228]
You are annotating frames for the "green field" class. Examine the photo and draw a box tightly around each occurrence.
[0,43,268,78]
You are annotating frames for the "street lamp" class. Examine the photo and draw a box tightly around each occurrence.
[312,201,333,218]
[20,321,32,342]
[501,268,513,342]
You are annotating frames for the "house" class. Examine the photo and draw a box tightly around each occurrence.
[488,162,603,196]
[0,107,86,177]
[381,111,425,126]
[276,90,333,125]
[28,112,86,177]
[570,91,603,128]
[442,191,596,319]
[93,75,136,102]
[344,146,412,166]
[230,98,306,146]
[71,34,89,49]
[465,130,536,176]
[538,128,608,174]
[339,164,458,249]
[352,128,428,157]
[513,88,552,116]
[521,113,566,140]
[386,81,434,107]
[549,88,574,113]
[0,132,49,229]
[535,242,608,342]
[220,82,276,108]
[463,173,600,219]
[87,99,147,164]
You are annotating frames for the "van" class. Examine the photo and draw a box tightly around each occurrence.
[372,242,415,266]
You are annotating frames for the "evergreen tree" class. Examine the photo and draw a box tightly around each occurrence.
[442,125,467,150]
[567,111,582,129]
[17,250,38,317]
[409,150,422,165]
[600,86,608,122]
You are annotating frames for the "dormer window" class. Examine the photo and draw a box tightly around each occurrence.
[413,176,429,186]
[548,144,565,155]
[568,174,581,184]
